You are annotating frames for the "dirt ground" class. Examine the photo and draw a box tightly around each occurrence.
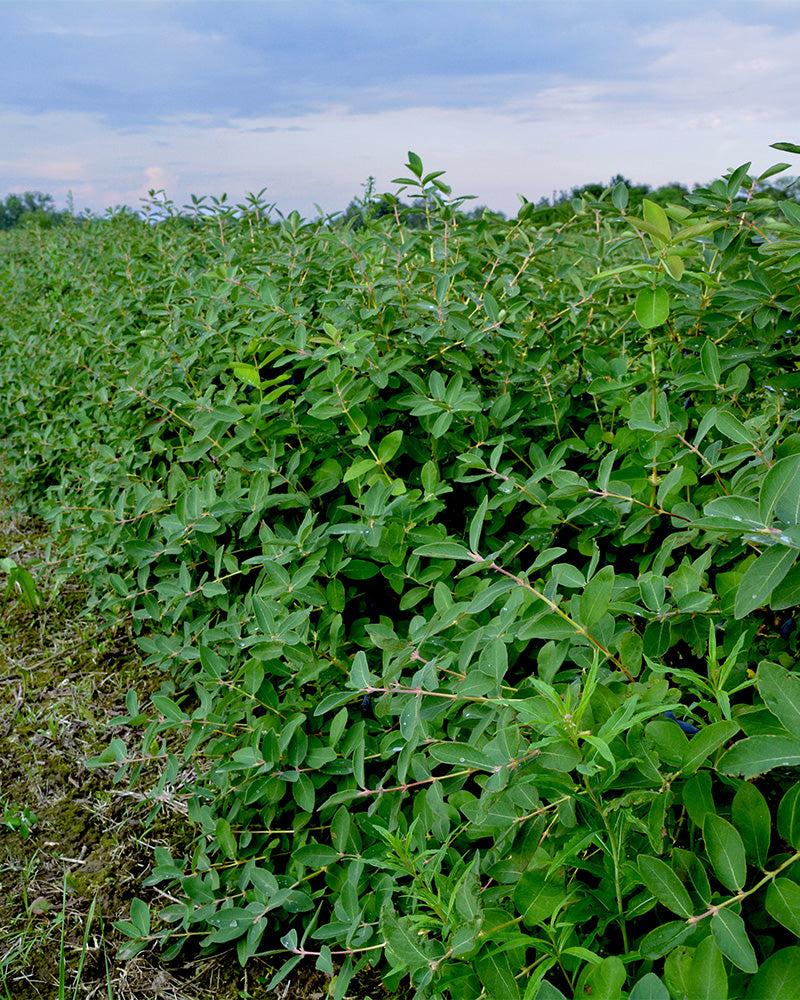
[0,493,402,1000]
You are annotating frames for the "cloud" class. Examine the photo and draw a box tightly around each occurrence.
[1,3,799,216]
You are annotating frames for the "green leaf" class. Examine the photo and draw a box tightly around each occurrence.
[682,772,715,827]
[583,956,625,1000]
[711,910,757,973]
[381,904,431,972]
[761,454,800,525]
[688,936,727,1000]
[231,362,261,388]
[349,650,373,690]
[702,495,765,529]
[414,541,472,560]
[638,856,694,917]
[628,972,669,1000]
[635,287,670,329]
[214,817,237,861]
[758,661,800,738]
[767,879,800,936]
[717,734,800,777]
[746,946,800,998]
[469,495,489,554]
[343,458,379,483]
[716,410,755,445]
[643,199,672,241]
[378,429,403,464]
[292,843,340,867]
[771,141,800,155]
[758,161,792,181]
[682,721,739,774]
[406,151,424,178]
[638,921,692,960]
[475,947,521,1000]
[703,814,746,891]
[428,742,497,771]
[700,341,721,384]
[735,546,797,619]
[778,783,800,849]
[534,984,569,1000]
[612,181,628,213]
[580,564,615,626]
[771,562,800,610]
[514,871,565,927]
[732,781,771,868]
[130,897,151,937]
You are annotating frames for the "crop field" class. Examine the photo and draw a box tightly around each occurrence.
[2,150,800,999]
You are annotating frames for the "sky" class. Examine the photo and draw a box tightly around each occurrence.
[3,0,800,219]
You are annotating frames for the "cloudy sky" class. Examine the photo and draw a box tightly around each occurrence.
[3,0,800,218]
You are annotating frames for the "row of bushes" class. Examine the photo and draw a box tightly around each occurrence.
[2,152,800,998]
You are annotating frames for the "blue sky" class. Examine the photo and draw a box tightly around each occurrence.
[3,1,800,217]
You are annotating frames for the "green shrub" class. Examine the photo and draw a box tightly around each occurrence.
[2,152,800,998]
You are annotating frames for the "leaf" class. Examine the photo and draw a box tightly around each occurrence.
[580,564,615,626]
[635,286,670,329]
[469,495,489,554]
[534,983,569,1000]
[761,455,800,525]
[293,843,340,867]
[643,199,672,241]
[711,910,757,973]
[682,771,715,827]
[583,956,625,1000]
[702,495,765,529]
[766,879,800,936]
[129,897,151,937]
[231,362,261,388]
[214,818,237,861]
[703,814,746,891]
[473,945,520,1000]
[399,696,420,742]
[638,856,694,917]
[758,161,792,181]
[771,141,800,155]
[715,410,755,445]
[514,872,565,927]
[746,946,800,998]
[343,458,378,483]
[349,650,373,690]
[682,721,739,774]
[612,181,628,212]
[664,255,684,281]
[758,661,800,738]
[717,734,800,777]
[475,947,521,1000]
[688,936,727,1000]
[378,429,403,464]
[700,341,721,384]
[639,920,693,960]
[628,972,669,1000]
[428,742,497,771]
[735,546,797,619]
[406,151,423,178]
[414,541,473,560]
[732,781,771,868]
[380,904,431,972]
[778,783,800,849]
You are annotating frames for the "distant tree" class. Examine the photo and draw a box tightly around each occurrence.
[0,191,69,229]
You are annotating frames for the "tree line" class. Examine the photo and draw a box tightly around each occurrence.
[3,171,799,232]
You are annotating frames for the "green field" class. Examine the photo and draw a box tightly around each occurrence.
[2,150,800,999]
